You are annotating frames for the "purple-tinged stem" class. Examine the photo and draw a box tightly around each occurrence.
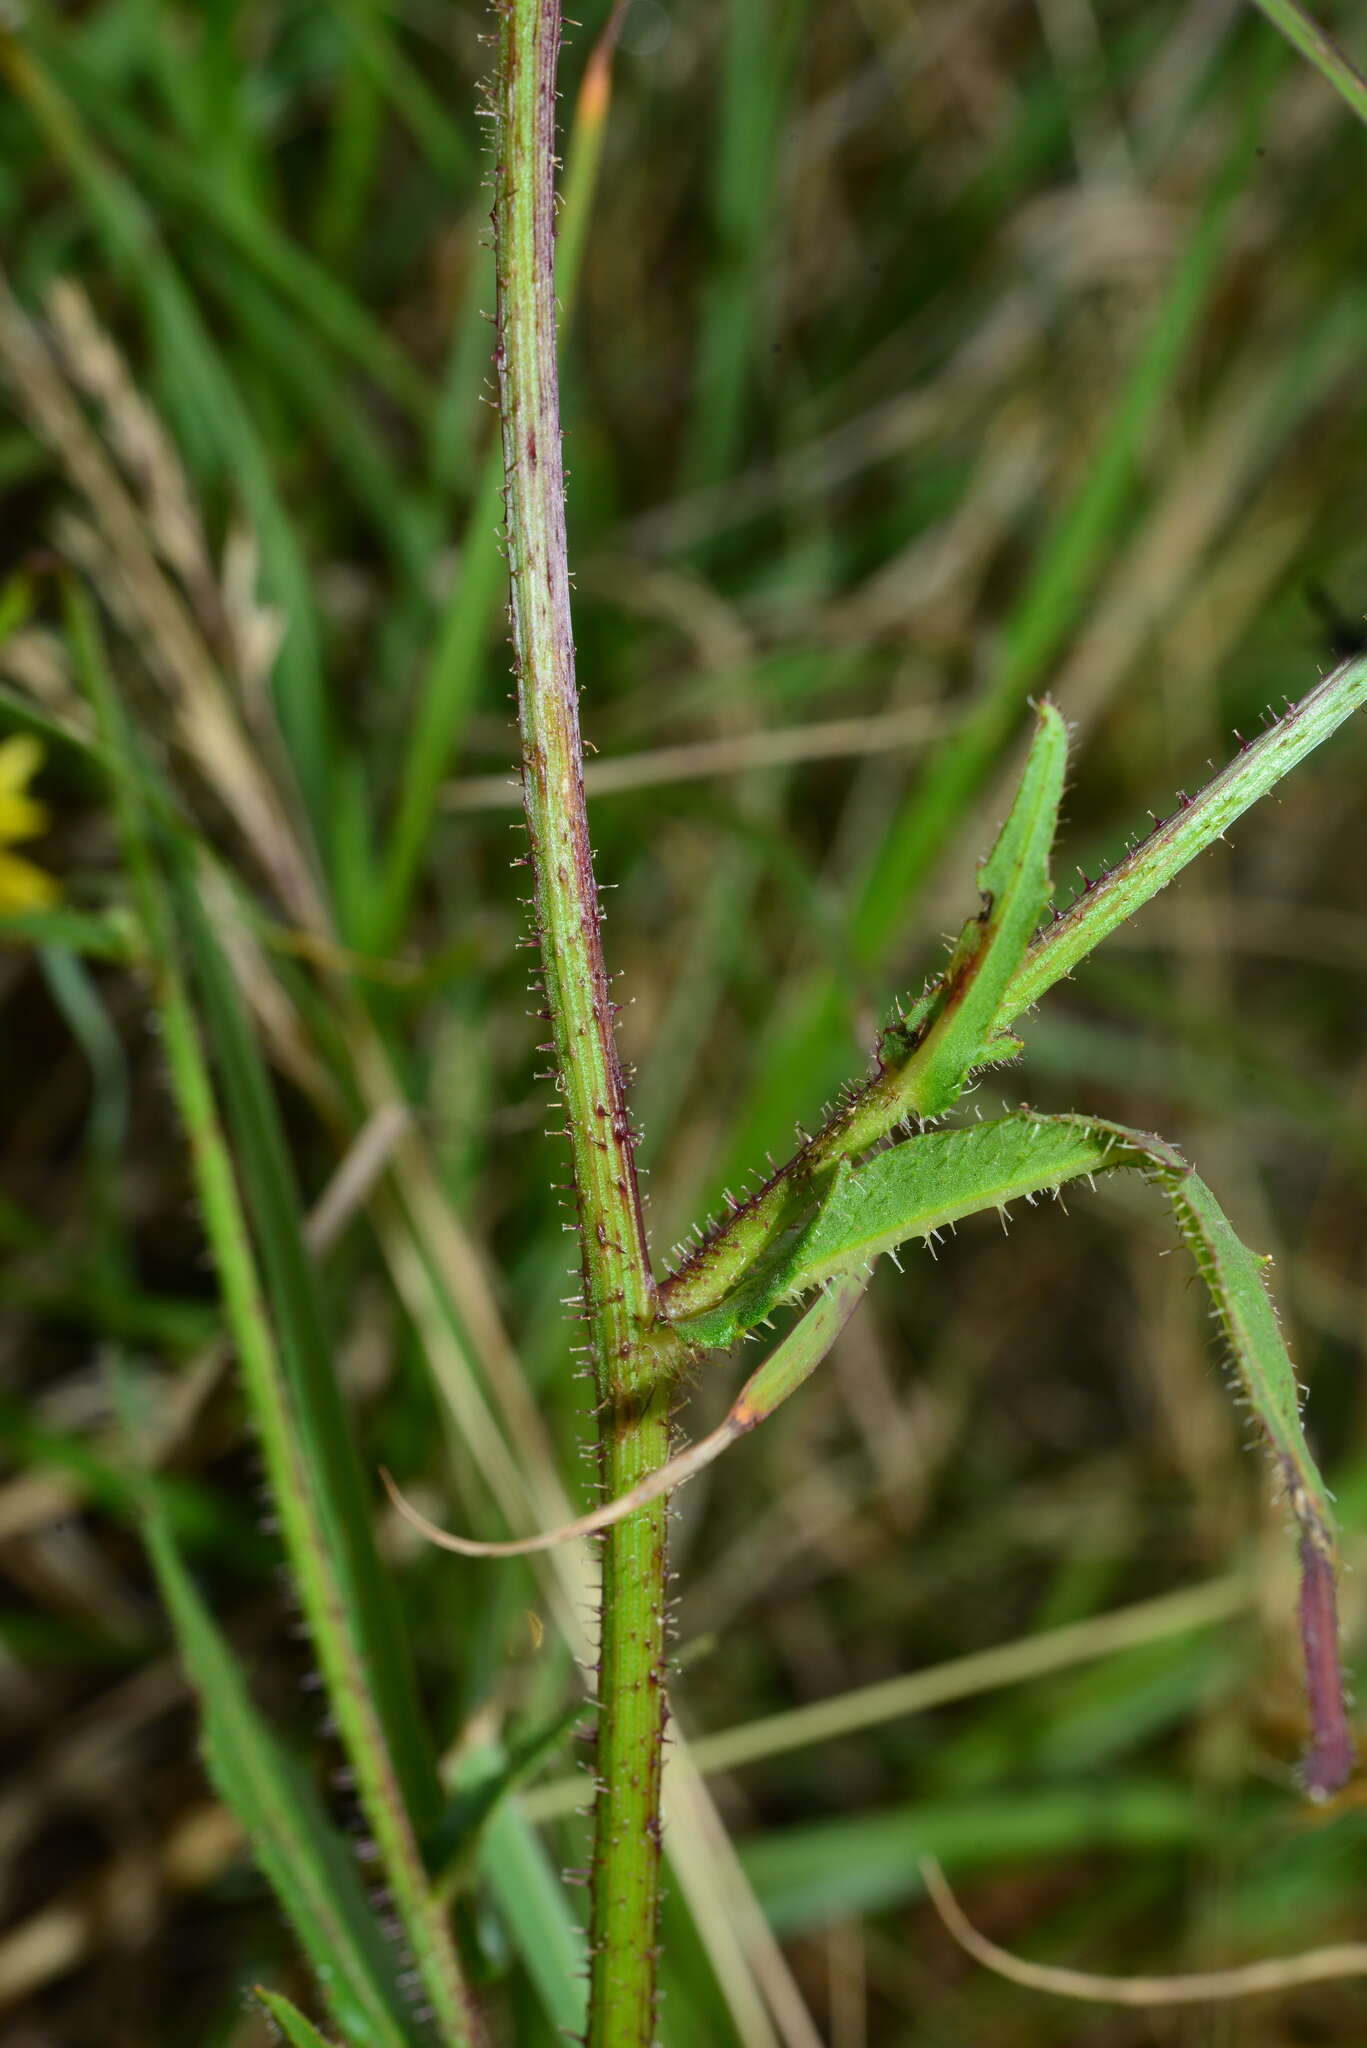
[1297,1536,1354,1800]
[491,2,678,2038]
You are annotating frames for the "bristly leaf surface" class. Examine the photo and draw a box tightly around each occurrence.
[664,658,1367,1328]
[868,698,1068,1123]
[673,1108,1351,1793]
[674,1117,1117,1348]
[663,702,1068,1323]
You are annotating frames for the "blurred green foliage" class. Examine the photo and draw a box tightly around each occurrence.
[0,1,1365,2042]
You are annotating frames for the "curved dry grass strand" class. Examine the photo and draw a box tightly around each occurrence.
[381,1277,866,1559]
[380,1418,735,1558]
[920,1857,1367,2004]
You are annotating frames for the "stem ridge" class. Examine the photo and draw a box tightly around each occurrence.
[491,4,674,2036]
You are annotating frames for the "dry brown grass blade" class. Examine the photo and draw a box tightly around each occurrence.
[0,268,319,926]
[444,703,944,808]
[380,1408,738,1555]
[920,1856,1367,2004]
[45,278,220,621]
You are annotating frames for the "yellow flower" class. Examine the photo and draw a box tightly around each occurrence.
[0,734,60,912]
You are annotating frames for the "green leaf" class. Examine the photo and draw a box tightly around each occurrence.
[1003,654,1367,1025]
[1136,1145,1351,1798]
[145,1508,416,2048]
[0,905,139,962]
[664,707,1067,1325]
[430,1729,592,2040]
[900,698,1067,1113]
[796,1115,1119,1289]
[666,657,1367,1330]
[0,1391,250,1554]
[838,699,1067,1144]
[1023,1111,1345,1756]
[678,1116,1117,1348]
[425,1700,588,1887]
[676,1102,1351,1794]
[1249,0,1367,129]
[40,53,435,421]
[1161,1166,1335,1532]
[742,1779,1201,1938]
[256,1990,343,2048]
[478,1797,588,2041]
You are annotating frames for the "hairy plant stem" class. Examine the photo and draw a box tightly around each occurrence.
[492,2,674,2037]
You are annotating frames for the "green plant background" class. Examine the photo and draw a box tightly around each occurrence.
[1,1,1365,2043]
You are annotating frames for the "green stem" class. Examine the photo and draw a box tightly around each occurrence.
[591,1407,670,2044]
[370,2,624,956]
[492,4,673,2038]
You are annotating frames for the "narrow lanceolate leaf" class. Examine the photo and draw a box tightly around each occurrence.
[796,1117,1124,1292]
[1137,1149,1352,1799]
[664,660,1367,1330]
[662,703,1066,1325]
[145,1512,415,2048]
[1004,653,1367,1025]
[257,1990,343,2048]
[825,701,1066,1156]
[856,698,1068,1127]
[677,1105,1352,1794]
[676,1117,1121,1351]
[168,854,440,1828]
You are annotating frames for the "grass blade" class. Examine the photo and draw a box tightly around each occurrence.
[366,446,505,954]
[2,40,333,831]
[165,853,441,1829]
[69,586,479,2045]
[30,22,434,419]
[742,1780,1201,1938]
[257,1991,344,2048]
[1249,0,1367,127]
[144,1505,416,2048]
[328,0,473,189]
[682,0,809,496]
[478,1799,588,2040]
